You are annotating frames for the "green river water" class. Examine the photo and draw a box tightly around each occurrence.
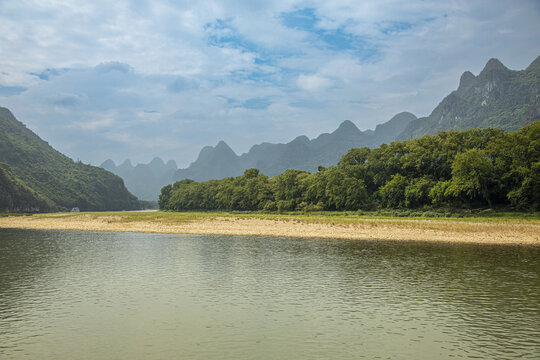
[0,229,539,359]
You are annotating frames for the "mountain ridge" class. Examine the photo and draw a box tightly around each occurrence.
[101,112,417,200]
[169,111,418,184]
[103,56,539,201]
[398,56,539,139]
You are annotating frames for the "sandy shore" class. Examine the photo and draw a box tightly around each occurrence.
[1,213,539,245]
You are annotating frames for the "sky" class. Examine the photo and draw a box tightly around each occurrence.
[1,0,539,168]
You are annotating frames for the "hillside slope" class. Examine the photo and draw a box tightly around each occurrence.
[398,56,540,139]
[0,107,140,212]
[0,166,54,213]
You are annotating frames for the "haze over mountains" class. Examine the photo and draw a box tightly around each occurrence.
[102,56,539,201]
[102,112,416,201]
[101,157,178,202]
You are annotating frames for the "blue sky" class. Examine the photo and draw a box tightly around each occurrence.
[1,0,539,167]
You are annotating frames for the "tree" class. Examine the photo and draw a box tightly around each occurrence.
[158,184,172,210]
[404,176,435,208]
[446,149,495,207]
[338,147,370,166]
[324,167,368,210]
[379,174,408,208]
[272,169,309,210]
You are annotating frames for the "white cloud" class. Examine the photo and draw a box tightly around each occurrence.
[0,0,539,166]
[297,74,334,91]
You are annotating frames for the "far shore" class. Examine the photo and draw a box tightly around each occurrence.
[1,211,539,245]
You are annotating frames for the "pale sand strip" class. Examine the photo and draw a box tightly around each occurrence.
[1,214,539,245]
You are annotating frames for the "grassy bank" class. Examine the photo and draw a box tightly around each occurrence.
[0,210,539,245]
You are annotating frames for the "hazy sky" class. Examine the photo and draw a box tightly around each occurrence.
[1,0,539,167]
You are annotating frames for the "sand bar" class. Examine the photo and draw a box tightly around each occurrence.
[1,212,539,245]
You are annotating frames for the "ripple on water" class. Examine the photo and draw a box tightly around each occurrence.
[0,229,539,360]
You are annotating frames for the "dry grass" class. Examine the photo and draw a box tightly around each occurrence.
[1,211,539,245]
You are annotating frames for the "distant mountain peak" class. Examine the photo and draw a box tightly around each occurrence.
[120,159,133,167]
[480,58,509,75]
[389,112,416,123]
[292,135,310,144]
[100,159,116,171]
[374,112,417,140]
[195,140,237,164]
[458,71,476,90]
[215,140,235,152]
[149,157,165,166]
[334,120,360,135]
[101,159,115,166]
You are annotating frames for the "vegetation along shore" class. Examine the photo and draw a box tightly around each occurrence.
[159,122,540,214]
[1,211,539,245]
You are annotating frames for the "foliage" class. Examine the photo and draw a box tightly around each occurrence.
[380,174,408,208]
[446,149,496,207]
[161,121,540,212]
[0,165,54,212]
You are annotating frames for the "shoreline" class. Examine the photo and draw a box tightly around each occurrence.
[1,212,539,245]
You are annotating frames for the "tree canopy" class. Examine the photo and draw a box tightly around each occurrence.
[160,121,540,212]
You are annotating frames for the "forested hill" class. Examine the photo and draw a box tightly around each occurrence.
[160,121,540,213]
[0,107,141,212]
[398,56,540,139]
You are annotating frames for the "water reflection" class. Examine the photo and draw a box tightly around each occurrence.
[0,229,539,359]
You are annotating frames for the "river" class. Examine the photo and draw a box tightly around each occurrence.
[1,229,539,359]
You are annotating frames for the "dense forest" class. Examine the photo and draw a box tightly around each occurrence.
[160,121,540,213]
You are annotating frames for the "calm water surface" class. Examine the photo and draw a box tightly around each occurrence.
[0,229,539,359]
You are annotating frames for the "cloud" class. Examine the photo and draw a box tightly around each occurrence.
[0,0,539,167]
[297,74,334,91]
[30,68,70,80]
[48,93,85,108]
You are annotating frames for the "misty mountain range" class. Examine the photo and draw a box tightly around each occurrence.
[101,112,416,201]
[102,56,539,201]
[100,157,178,202]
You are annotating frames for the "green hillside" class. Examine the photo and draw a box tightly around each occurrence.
[0,165,54,212]
[0,107,141,212]
[398,56,540,139]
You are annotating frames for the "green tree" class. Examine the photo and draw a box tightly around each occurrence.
[379,174,408,208]
[404,176,435,208]
[272,169,309,210]
[446,149,495,207]
[158,184,172,210]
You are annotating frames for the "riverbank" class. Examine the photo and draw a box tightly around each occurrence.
[1,211,539,245]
